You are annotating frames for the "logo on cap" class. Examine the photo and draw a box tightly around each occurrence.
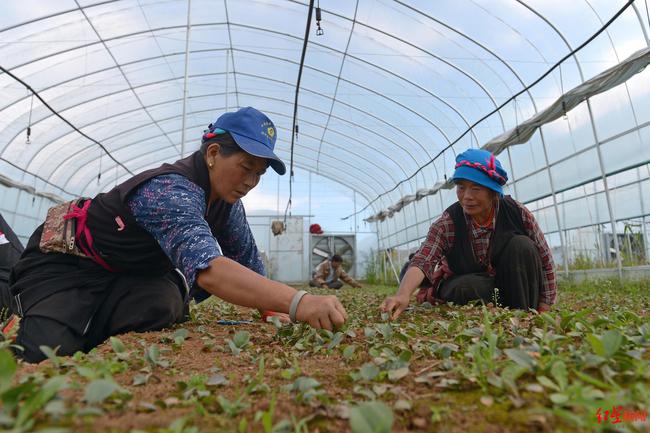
[261,120,275,142]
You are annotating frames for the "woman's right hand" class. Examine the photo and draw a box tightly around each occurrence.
[295,294,347,331]
[380,294,410,320]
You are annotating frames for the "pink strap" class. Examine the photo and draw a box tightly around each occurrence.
[64,200,116,272]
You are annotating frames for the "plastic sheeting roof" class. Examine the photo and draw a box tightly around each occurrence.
[1,0,649,212]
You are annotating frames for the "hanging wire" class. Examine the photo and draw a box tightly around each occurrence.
[315,0,324,36]
[284,0,316,224]
[0,65,134,176]
[26,91,34,144]
[342,0,636,221]
[97,149,102,185]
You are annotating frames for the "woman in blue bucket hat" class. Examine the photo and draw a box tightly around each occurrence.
[5,107,347,363]
[381,148,556,319]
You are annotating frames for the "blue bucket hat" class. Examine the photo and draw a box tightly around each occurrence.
[452,148,508,195]
[202,107,286,175]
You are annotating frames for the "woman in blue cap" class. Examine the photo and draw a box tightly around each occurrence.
[380,148,556,319]
[5,107,347,363]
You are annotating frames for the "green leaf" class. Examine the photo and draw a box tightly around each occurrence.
[537,376,560,391]
[132,374,150,386]
[110,337,126,354]
[377,323,393,339]
[38,346,61,367]
[388,367,409,382]
[587,333,605,356]
[292,377,320,393]
[394,399,411,411]
[343,345,357,360]
[206,374,228,387]
[327,332,344,350]
[398,350,413,363]
[0,349,17,393]
[227,341,241,356]
[15,376,67,428]
[504,348,535,369]
[574,370,612,390]
[359,363,380,381]
[549,393,568,405]
[233,331,251,349]
[145,344,160,366]
[550,361,568,391]
[501,364,527,396]
[173,328,189,345]
[83,379,121,405]
[601,330,623,358]
[349,401,394,433]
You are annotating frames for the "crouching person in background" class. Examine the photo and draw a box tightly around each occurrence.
[310,254,362,290]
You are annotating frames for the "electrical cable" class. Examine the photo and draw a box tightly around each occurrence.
[284,0,315,223]
[0,65,134,176]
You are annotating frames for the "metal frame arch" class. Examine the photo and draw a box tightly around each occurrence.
[1,29,482,157]
[15,71,431,184]
[1,23,478,187]
[22,86,420,187]
[83,150,378,213]
[78,128,382,202]
[3,20,484,157]
[64,118,401,196]
[72,0,181,155]
[222,0,240,109]
[1,52,427,182]
[57,110,395,196]
[5,56,445,179]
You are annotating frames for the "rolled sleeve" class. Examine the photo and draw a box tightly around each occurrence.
[410,211,453,283]
[126,174,222,288]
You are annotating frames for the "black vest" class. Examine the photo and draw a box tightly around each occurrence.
[87,151,232,274]
[445,196,525,275]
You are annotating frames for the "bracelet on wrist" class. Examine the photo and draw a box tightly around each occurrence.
[289,290,308,323]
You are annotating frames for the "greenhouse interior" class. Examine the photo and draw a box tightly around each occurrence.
[1,1,650,432]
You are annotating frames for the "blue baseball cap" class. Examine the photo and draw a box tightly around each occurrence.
[452,148,508,195]
[204,107,286,175]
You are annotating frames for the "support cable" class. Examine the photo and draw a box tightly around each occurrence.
[0,65,134,176]
[284,0,315,222]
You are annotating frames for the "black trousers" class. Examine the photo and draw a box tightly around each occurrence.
[6,225,187,363]
[309,279,343,289]
[438,235,541,310]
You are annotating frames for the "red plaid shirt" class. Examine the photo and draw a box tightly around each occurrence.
[410,199,557,305]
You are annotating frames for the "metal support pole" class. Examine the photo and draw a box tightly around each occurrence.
[179,0,192,158]
[538,129,570,276]
[587,100,623,279]
[385,249,400,284]
[225,47,230,111]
